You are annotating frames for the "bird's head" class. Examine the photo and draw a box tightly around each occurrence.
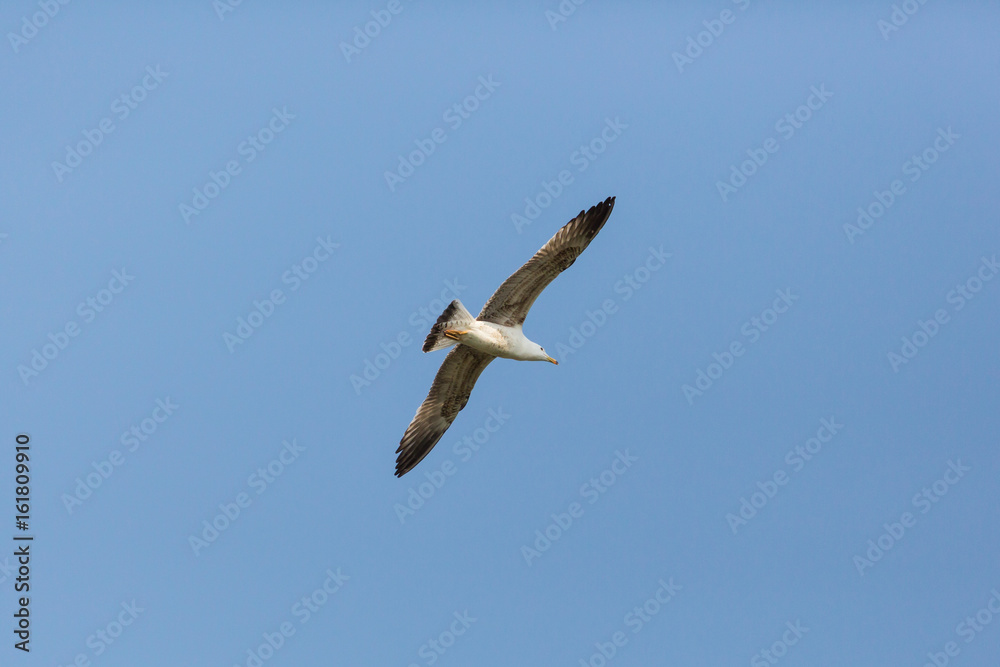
[533,343,558,365]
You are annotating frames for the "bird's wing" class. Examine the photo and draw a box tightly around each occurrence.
[395,345,495,476]
[478,196,615,327]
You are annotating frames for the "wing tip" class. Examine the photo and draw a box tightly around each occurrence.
[596,195,615,215]
[394,445,415,477]
[579,195,616,237]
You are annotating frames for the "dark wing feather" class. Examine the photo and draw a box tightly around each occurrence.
[395,345,495,477]
[478,196,615,327]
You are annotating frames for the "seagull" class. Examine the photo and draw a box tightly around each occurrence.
[395,196,616,477]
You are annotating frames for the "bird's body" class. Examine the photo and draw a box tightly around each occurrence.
[443,321,542,361]
[395,196,616,477]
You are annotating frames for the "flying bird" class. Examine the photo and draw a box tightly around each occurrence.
[395,196,616,477]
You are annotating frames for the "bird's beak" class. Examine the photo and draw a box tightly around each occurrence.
[546,356,558,365]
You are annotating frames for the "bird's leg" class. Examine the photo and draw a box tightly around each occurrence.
[443,329,470,341]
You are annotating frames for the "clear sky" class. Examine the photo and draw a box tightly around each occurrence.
[2,2,999,665]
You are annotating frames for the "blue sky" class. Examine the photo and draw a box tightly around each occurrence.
[2,2,999,665]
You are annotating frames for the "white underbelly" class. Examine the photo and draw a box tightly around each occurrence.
[464,322,522,359]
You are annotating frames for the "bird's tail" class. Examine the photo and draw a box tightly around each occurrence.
[423,299,475,352]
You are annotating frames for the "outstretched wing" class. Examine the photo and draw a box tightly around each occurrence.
[395,345,495,477]
[478,196,615,327]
